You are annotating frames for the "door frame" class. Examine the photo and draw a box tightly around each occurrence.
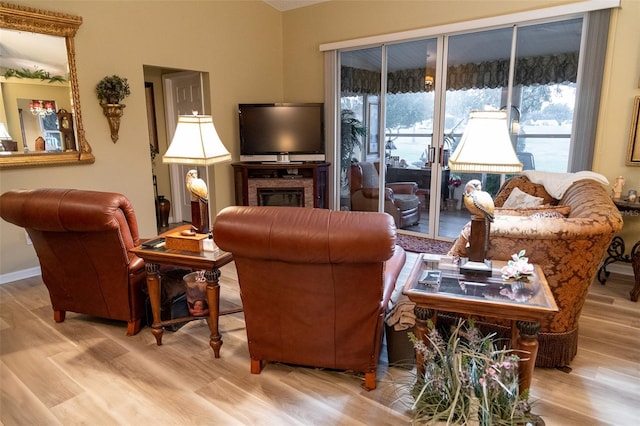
[162,71,206,224]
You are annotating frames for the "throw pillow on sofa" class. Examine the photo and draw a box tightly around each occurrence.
[502,187,545,208]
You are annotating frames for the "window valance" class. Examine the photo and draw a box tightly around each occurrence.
[341,52,578,94]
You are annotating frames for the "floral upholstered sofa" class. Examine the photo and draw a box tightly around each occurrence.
[448,173,623,367]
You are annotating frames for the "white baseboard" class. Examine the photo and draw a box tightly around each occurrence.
[0,266,41,285]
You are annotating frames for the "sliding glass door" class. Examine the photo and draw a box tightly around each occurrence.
[384,38,440,234]
[439,27,513,238]
[340,40,444,233]
[335,13,596,240]
[439,18,583,238]
[339,46,382,212]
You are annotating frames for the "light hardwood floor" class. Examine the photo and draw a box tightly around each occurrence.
[1,252,639,425]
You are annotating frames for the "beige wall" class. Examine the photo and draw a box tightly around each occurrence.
[1,0,639,277]
[0,0,284,275]
[591,1,640,243]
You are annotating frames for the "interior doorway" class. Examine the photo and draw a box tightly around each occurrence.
[162,71,207,224]
[142,66,210,229]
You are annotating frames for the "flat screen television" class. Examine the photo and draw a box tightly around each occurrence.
[238,103,325,163]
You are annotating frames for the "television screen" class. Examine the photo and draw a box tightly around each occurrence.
[238,103,324,160]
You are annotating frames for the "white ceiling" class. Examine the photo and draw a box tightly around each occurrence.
[263,0,328,11]
[0,28,68,76]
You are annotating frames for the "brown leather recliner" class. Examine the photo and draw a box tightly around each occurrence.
[213,206,406,390]
[350,162,421,229]
[0,188,147,335]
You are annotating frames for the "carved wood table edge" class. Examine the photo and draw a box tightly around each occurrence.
[402,253,559,393]
[130,225,236,358]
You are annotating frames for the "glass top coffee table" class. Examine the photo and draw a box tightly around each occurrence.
[403,253,558,392]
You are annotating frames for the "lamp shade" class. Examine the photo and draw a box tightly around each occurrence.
[385,139,397,150]
[0,123,12,140]
[448,110,522,174]
[163,115,231,165]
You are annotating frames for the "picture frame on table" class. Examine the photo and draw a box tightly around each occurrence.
[627,96,640,166]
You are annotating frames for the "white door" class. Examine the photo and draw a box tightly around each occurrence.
[163,71,206,223]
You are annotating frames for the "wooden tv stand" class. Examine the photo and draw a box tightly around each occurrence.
[232,162,330,209]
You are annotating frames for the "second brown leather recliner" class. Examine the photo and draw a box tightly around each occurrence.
[350,161,421,228]
[214,206,406,390]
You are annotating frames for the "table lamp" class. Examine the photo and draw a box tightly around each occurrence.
[162,113,231,234]
[0,123,11,140]
[448,110,522,275]
[385,139,397,164]
[0,123,11,152]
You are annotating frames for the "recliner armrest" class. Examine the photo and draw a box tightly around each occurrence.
[361,187,395,201]
[382,246,407,308]
[386,182,418,195]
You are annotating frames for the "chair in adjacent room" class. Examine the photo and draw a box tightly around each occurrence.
[213,206,406,390]
[0,188,148,335]
[349,161,421,228]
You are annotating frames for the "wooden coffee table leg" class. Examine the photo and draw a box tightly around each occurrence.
[514,320,540,393]
[205,268,222,358]
[146,262,164,346]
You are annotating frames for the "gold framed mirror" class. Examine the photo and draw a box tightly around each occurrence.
[0,2,94,169]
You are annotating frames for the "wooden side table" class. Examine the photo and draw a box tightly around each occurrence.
[598,199,640,302]
[130,225,238,357]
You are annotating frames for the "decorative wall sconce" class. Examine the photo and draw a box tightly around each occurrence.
[101,104,125,143]
[96,75,130,143]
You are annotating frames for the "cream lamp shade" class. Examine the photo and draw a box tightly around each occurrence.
[163,114,231,165]
[448,110,523,174]
[0,123,12,140]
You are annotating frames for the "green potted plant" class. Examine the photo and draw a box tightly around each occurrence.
[409,319,536,425]
[96,75,131,105]
[340,109,366,197]
[96,75,130,143]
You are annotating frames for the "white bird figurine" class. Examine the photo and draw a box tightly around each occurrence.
[185,169,208,203]
[463,179,495,222]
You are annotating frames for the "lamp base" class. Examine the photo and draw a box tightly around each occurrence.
[460,258,492,277]
[191,200,210,234]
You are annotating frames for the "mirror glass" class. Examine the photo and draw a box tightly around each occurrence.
[0,2,94,168]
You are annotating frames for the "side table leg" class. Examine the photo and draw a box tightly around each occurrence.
[514,320,540,393]
[598,236,626,285]
[413,306,436,381]
[205,268,222,358]
[146,263,164,346]
[630,241,640,302]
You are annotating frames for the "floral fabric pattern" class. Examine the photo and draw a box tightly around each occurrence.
[448,176,623,367]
